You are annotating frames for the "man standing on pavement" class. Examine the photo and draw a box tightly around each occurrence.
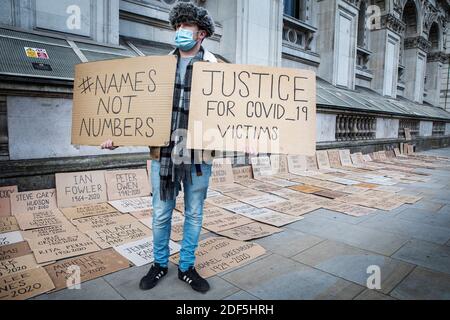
[101,2,217,293]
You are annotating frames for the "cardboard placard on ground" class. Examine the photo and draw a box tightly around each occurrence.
[44,249,130,291]
[0,216,19,233]
[327,150,342,167]
[71,212,135,233]
[266,199,321,216]
[316,150,331,169]
[10,189,57,215]
[0,186,18,217]
[217,222,282,241]
[0,266,55,300]
[339,149,353,166]
[224,188,266,201]
[105,169,151,201]
[202,206,253,233]
[239,193,288,208]
[250,156,273,178]
[287,154,307,174]
[186,63,316,155]
[289,184,323,194]
[84,220,152,249]
[259,176,298,187]
[205,194,238,208]
[0,231,24,246]
[114,236,181,267]
[55,171,108,208]
[72,55,177,146]
[108,196,152,213]
[232,166,253,181]
[14,209,70,230]
[270,155,289,174]
[60,202,117,220]
[313,189,348,199]
[0,254,39,278]
[236,179,282,193]
[210,158,235,186]
[0,241,32,262]
[306,155,318,171]
[170,237,266,278]
[324,202,376,217]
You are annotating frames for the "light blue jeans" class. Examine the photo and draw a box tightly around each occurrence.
[150,160,212,272]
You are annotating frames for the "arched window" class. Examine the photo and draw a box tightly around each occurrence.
[283,0,310,22]
[357,1,367,48]
[402,0,418,37]
[428,22,440,52]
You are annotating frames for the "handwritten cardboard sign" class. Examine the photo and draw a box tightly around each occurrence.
[14,209,69,230]
[270,155,289,174]
[327,150,342,167]
[0,241,32,262]
[71,212,133,233]
[170,237,266,278]
[60,202,117,220]
[0,266,55,300]
[0,231,24,246]
[72,55,176,146]
[339,149,353,166]
[105,169,151,201]
[210,158,235,186]
[232,166,253,181]
[316,150,331,169]
[10,189,57,215]
[250,156,273,178]
[55,171,108,208]
[114,237,180,267]
[306,155,318,171]
[216,222,282,241]
[287,154,307,174]
[84,221,152,249]
[202,206,253,233]
[44,249,130,291]
[0,186,17,217]
[108,196,152,213]
[266,199,321,216]
[239,194,288,208]
[0,254,39,278]
[187,63,316,155]
[0,216,19,233]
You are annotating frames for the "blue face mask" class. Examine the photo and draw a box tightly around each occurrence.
[174,28,198,51]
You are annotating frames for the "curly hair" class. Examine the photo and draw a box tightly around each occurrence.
[169,2,215,37]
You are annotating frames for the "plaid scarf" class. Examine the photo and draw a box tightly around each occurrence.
[159,48,205,201]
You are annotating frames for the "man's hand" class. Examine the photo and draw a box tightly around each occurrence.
[100,139,118,150]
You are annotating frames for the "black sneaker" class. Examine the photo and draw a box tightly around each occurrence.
[178,267,210,293]
[139,263,168,290]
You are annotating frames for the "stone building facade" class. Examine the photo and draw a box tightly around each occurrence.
[0,0,449,189]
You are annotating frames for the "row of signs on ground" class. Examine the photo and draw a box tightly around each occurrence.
[1,147,450,299]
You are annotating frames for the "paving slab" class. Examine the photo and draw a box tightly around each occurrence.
[395,208,450,228]
[223,290,260,300]
[358,214,450,245]
[291,240,414,294]
[304,208,378,225]
[287,215,409,256]
[392,239,450,275]
[390,267,450,300]
[103,263,240,300]
[221,254,365,300]
[354,289,396,300]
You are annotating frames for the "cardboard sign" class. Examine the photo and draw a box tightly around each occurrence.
[0,267,55,300]
[327,150,342,168]
[250,156,273,177]
[22,224,100,263]
[186,63,316,155]
[239,194,288,208]
[306,155,318,171]
[202,206,253,233]
[289,184,323,194]
[0,242,32,262]
[339,150,353,166]
[71,212,134,233]
[404,128,412,140]
[55,171,108,208]
[170,237,266,278]
[205,194,237,208]
[316,150,331,169]
[14,209,69,230]
[236,179,281,193]
[313,189,348,199]
[210,158,235,186]
[0,186,18,217]
[105,169,151,201]
[0,216,19,233]
[324,202,376,217]
[108,196,152,213]
[72,55,176,146]
[266,199,321,216]
[232,166,253,181]
[10,189,58,215]
[0,231,24,246]
[287,154,307,174]
[44,249,130,291]
[258,176,297,187]
[270,155,288,174]
[210,183,248,194]
[114,237,180,267]
[60,202,117,220]
[217,222,282,241]
[0,254,39,278]
[84,221,152,249]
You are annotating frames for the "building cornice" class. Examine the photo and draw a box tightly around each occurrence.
[404,35,432,52]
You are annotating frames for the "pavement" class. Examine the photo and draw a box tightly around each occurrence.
[33,147,450,300]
